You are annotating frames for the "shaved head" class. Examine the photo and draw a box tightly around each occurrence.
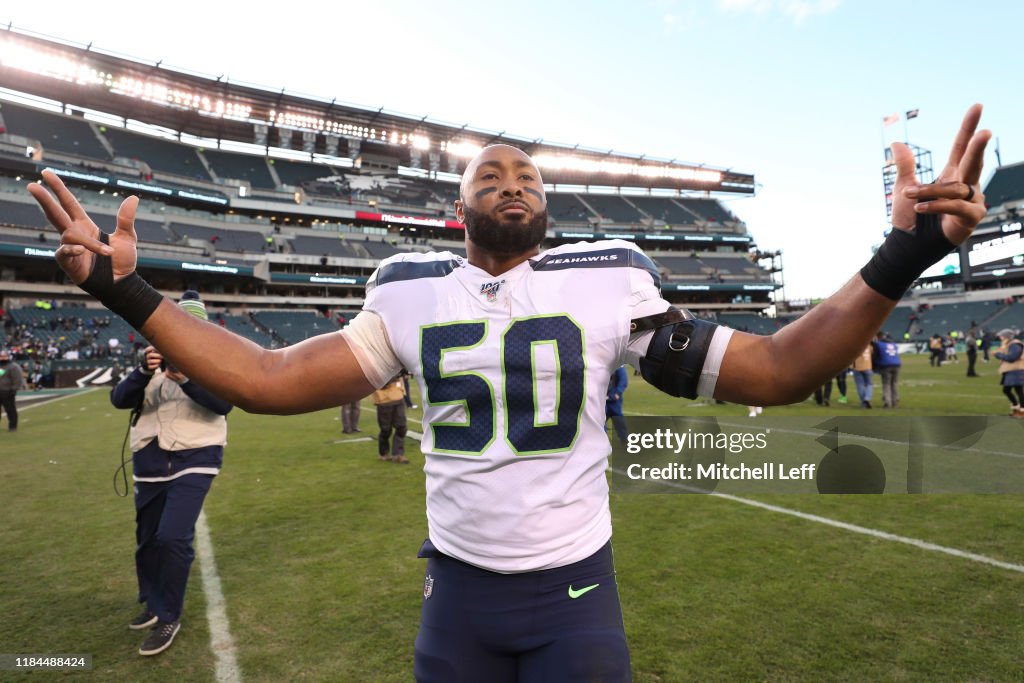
[459,144,543,202]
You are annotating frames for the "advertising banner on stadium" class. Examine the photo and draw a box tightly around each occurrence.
[355,211,464,230]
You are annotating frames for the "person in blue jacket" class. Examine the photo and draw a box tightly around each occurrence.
[606,364,629,443]
[872,331,903,408]
[110,291,233,657]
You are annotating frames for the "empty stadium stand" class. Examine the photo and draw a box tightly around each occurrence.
[0,198,46,227]
[290,234,363,258]
[274,159,340,188]
[215,313,275,347]
[982,163,1024,207]
[653,255,706,276]
[0,101,109,160]
[679,198,735,224]
[251,310,339,344]
[911,300,1007,335]
[627,196,700,226]
[103,128,210,181]
[546,194,594,223]
[203,149,276,190]
[362,240,407,260]
[582,195,645,224]
[168,222,268,253]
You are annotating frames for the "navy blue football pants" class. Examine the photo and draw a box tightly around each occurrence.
[134,473,213,623]
[414,539,631,682]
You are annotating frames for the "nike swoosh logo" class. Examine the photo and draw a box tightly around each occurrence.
[567,583,599,599]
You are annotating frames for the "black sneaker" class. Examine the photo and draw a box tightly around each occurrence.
[129,609,158,630]
[139,620,180,656]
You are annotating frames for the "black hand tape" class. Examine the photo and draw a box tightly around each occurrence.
[860,213,955,301]
[77,233,164,330]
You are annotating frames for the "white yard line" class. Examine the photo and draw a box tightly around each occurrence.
[19,387,98,410]
[195,511,243,683]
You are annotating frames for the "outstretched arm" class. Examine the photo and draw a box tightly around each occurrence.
[714,104,991,405]
[28,170,375,414]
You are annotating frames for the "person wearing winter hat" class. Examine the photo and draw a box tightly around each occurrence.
[109,290,233,656]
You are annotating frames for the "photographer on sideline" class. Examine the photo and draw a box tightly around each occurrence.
[109,291,233,656]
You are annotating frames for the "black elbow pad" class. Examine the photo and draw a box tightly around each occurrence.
[637,315,719,400]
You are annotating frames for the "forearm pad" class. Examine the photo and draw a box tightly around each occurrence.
[860,213,955,301]
[80,233,164,330]
[638,317,718,400]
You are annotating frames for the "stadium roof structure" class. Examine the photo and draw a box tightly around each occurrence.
[0,26,755,195]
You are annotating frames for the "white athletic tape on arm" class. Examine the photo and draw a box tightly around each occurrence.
[697,326,734,398]
[340,311,402,389]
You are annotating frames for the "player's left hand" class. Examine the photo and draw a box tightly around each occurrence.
[890,103,991,246]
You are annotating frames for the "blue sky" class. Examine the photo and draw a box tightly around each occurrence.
[4,1,1020,300]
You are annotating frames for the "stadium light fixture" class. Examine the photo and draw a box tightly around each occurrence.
[443,141,483,158]
[531,154,722,184]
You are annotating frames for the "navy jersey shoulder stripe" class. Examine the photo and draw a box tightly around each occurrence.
[368,258,460,292]
[530,247,661,287]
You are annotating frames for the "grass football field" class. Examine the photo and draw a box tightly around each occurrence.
[2,353,1022,682]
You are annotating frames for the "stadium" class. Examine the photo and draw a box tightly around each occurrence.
[2,24,1024,683]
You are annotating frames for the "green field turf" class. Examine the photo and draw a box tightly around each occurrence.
[2,353,1022,682]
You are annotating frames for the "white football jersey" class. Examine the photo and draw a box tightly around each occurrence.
[361,240,679,572]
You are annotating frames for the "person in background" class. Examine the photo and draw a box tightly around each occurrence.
[929,334,944,366]
[605,364,629,441]
[834,369,849,404]
[965,330,979,377]
[873,331,903,408]
[341,400,361,434]
[0,348,25,431]
[373,374,409,464]
[850,342,874,408]
[994,329,1024,418]
[109,291,233,656]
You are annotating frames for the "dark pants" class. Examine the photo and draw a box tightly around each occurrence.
[930,349,943,366]
[341,401,361,433]
[605,402,628,443]
[377,401,407,456]
[967,350,978,377]
[135,474,214,623]
[414,540,630,682]
[0,390,16,430]
[879,367,900,407]
[834,371,847,397]
[1003,385,1024,407]
[814,379,832,405]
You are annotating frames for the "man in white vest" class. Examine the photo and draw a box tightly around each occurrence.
[110,291,233,656]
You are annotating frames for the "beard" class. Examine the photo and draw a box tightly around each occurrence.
[463,205,548,256]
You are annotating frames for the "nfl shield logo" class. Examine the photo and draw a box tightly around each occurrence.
[480,280,504,302]
[423,574,434,599]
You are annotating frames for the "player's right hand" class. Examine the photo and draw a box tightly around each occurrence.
[27,169,139,286]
